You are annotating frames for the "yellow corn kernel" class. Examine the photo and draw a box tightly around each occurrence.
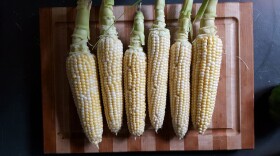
[191,34,223,134]
[147,29,170,131]
[97,37,123,134]
[169,41,192,139]
[124,50,146,136]
[66,53,103,147]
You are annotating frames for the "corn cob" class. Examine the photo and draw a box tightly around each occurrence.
[97,0,123,134]
[147,0,170,132]
[169,0,193,139]
[66,0,103,147]
[124,8,146,136]
[191,0,223,134]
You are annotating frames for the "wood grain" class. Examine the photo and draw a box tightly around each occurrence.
[40,3,254,153]
[40,8,56,153]
[240,2,254,149]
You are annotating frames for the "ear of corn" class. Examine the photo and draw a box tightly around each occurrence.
[147,0,171,132]
[66,0,103,148]
[169,0,193,139]
[97,0,123,134]
[191,0,223,134]
[124,9,147,136]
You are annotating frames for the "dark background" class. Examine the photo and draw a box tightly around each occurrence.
[1,0,280,155]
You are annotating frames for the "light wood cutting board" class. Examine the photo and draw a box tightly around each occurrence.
[40,2,254,153]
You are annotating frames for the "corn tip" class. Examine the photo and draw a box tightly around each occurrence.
[95,143,99,149]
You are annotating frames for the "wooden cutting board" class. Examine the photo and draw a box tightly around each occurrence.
[40,2,254,154]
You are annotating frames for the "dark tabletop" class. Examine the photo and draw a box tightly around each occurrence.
[1,0,280,155]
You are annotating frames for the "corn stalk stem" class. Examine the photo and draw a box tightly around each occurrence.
[153,0,166,28]
[176,0,193,41]
[129,10,145,48]
[71,0,92,53]
[99,0,118,37]
[199,0,218,35]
